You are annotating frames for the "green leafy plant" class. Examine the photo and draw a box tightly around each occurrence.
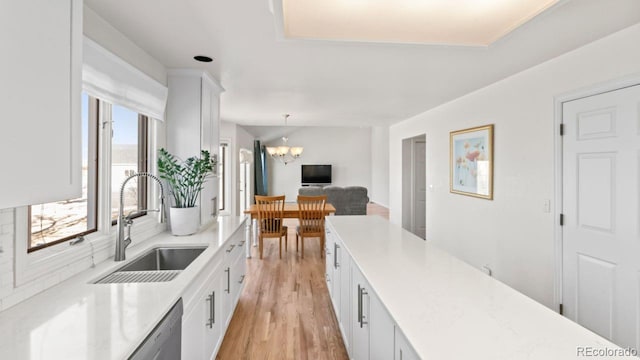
[157,148,217,208]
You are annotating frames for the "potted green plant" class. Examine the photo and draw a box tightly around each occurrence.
[158,148,217,235]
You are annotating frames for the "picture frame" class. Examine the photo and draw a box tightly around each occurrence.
[450,124,494,199]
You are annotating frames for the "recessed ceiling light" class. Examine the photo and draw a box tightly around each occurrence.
[194,55,213,63]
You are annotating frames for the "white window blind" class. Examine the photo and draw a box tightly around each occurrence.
[82,37,168,120]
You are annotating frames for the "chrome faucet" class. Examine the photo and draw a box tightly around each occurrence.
[115,172,165,261]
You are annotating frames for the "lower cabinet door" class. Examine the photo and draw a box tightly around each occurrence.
[231,251,246,303]
[325,232,334,297]
[182,269,223,360]
[332,240,342,319]
[352,265,370,360]
[221,264,233,327]
[339,247,352,355]
[395,327,420,360]
[182,295,206,360]
[369,291,395,360]
[204,271,223,359]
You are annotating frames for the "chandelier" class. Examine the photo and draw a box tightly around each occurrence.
[266,114,303,165]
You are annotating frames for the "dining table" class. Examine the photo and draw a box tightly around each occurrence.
[242,203,336,258]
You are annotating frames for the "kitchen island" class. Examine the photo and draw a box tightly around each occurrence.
[325,215,631,359]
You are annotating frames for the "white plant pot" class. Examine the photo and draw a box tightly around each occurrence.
[170,206,200,236]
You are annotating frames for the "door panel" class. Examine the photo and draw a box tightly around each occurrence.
[562,84,640,350]
[576,254,615,339]
[577,153,615,232]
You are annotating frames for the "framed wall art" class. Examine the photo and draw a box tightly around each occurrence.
[450,124,494,199]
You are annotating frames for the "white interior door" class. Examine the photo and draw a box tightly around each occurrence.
[413,140,426,239]
[562,84,640,350]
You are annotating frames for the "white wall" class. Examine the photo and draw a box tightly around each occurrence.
[266,127,372,201]
[220,121,255,216]
[370,126,389,207]
[389,23,640,309]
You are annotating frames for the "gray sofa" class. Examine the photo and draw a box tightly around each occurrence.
[298,186,369,215]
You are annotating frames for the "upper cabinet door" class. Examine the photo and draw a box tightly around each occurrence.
[0,0,82,209]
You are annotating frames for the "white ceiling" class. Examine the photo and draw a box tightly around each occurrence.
[85,0,640,128]
[283,0,559,46]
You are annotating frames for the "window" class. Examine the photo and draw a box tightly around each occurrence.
[110,104,149,224]
[28,93,99,252]
[219,143,229,211]
[28,96,151,252]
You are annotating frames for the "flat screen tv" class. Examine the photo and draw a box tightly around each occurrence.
[301,164,332,185]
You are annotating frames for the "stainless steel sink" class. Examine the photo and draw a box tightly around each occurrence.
[118,247,207,271]
[94,246,207,284]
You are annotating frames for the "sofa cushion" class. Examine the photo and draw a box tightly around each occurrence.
[298,186,324,196]
[342,186,369,215]
[297,185,368,215]
[323,186,345,215]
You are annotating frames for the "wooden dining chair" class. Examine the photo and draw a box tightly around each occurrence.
[255,195,288,259]
[296,195,327,259]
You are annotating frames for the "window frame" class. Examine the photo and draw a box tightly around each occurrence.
[110,112,150,226]
[218,140,232,215]
[219,142,228,212]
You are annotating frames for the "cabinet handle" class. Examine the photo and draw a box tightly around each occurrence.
[360,286,369,328]
[238,274,245,284]
[206,292,215,328]
[357,284,362,327]
[225,267,230,293]
[334,243,339,269]
[400,349,403,360]
[226,244,236,253]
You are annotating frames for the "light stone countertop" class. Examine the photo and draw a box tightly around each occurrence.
[326,215,632,360]
[0,216,246,360]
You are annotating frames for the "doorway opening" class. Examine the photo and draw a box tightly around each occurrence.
[401,134,426,239]
[239,148,252,216]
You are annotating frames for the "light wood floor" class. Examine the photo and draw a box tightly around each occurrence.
[216,203,389,360]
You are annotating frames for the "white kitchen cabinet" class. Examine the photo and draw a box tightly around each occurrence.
[182,263,223,360]
[351,254,394,360]
[327,221,415,360]
[166,69,223,226]
[369,290,395,360]
[352,265,370,359]
[221,227,246,327]
[325,230,335,298]
[339,238,352,354]
[326,227,353,354]
[0,0,82,209]
[182,220,247,359]
[395,327,420,360]
[331,234,342,317]
[231,243,247,303]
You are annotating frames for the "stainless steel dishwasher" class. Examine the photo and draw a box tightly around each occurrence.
[129,298,183,360]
